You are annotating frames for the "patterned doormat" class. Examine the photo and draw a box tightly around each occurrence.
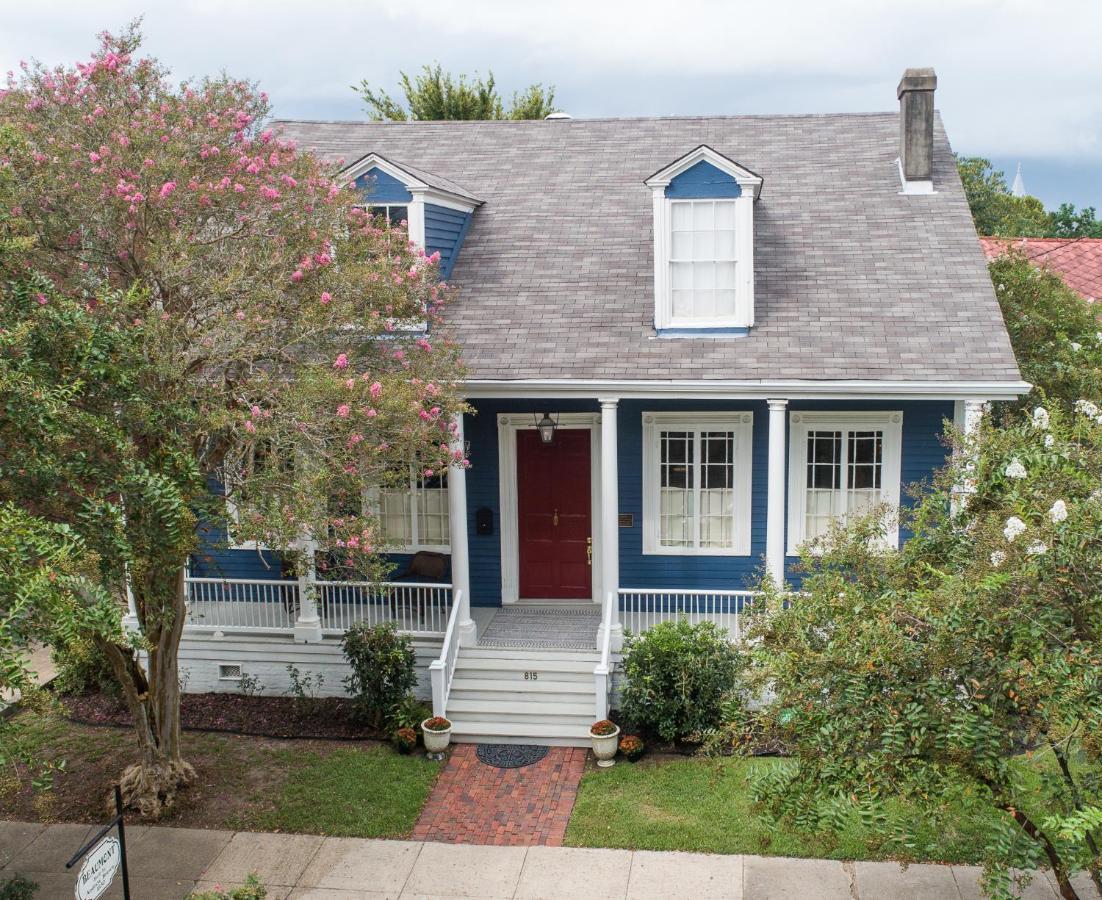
[477,605,601,650]
[476,743,550,769]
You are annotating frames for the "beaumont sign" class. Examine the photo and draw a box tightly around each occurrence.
[74,836,120,900]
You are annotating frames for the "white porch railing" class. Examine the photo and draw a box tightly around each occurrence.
[316,581,452,634]
[618,588,761,642]
[429,589,464,718]
[184,576,451,636]
[594,590,615,721]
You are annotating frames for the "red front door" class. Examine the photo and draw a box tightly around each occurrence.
[517,428,592,600]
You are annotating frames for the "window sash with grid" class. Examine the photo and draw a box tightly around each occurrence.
[366,204,409,228]
[658,428,737,550]
[804,429,884,541]
[379,466,449,550]
[669,199,738,321]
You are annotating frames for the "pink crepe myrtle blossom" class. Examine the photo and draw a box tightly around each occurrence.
[244,420,256,433]
[158,180,176,199]
[333,353,349,369]
[250,405,261,418]
[291,269,303,283]
[369,382,382,399]
[319,291,331,304]
[336,404,350,418]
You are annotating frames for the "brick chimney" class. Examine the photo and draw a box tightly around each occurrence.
[897,67,937,193]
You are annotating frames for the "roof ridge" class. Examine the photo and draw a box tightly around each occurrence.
[270,110,903,127]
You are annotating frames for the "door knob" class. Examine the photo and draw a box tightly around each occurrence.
[586,537,592,566]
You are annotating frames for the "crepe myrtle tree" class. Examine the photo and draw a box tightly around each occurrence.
[750,404,1102,899]
[0,25,467,815]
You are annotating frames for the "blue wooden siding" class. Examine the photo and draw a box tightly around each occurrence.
[189,477,285,580]
[425,204,472,280]
[192,398,954,604]
[665,161,742,199]
[354,166,413,203]
[464,398,954,602]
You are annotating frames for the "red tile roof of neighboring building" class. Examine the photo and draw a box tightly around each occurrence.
[981,237,1102,303]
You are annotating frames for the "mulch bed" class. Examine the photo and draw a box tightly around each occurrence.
[63,691,387,741]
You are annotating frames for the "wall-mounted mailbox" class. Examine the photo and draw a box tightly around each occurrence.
[475,507,494,536]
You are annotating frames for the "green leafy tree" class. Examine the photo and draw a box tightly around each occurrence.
[991,254,1102,413]
[750,405,1102,899]
[1048,204,1102,239]
[0,25,466,815]
[957,156,1050,237]
[356,63,557,121]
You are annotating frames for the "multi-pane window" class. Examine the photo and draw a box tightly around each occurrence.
[788,413,902,552]
[803,430,883,541]
[366,204,409,228]
[379,466,449,551]
[644,414,753,555]
[669,200,738,321]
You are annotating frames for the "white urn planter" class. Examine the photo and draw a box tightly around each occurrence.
[590,721,620,767]
[422,717,452,759]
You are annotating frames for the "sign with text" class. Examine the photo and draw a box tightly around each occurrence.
[74,836,120,900]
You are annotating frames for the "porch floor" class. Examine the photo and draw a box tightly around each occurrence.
[477,605,601,651]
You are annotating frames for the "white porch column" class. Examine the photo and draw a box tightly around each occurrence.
[951,399,987,514]
[122,569,140,634]
[598,397,622,650]
[449,412,476,646]
[293,536,323,643]
[765,398,789,587]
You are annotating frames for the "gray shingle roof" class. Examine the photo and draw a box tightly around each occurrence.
[274,114,1022,386]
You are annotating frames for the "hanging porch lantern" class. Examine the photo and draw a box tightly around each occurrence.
[535,412,558,445]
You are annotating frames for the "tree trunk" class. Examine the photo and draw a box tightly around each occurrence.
[101,567,194,818]
[1005,806,1081,900]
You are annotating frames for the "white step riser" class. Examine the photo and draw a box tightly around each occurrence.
[451,713,595,729]
[451,689,594,705]
[449,700,593,719]
[454,656,597,674]
[454,667,593,685]
[450,732,590,748]
[460,648,599,662]
[450,677,594,696]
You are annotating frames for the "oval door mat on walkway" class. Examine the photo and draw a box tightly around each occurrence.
[476,743,550,768]
[412,743,587,846]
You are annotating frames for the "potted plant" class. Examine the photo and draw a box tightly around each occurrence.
[393,727,417,754]
[590,719,620,767]
[619,734,645,762]
[421,715,452,758]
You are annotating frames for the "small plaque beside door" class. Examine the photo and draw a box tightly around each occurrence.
[618,513,634,528]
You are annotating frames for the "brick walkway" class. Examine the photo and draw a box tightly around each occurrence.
[411,743,587,846]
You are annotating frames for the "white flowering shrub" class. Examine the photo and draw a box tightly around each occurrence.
[751,402,1102,899]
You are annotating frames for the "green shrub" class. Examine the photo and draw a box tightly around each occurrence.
[341,621,417,729]
[388,693,431,731]
[187,873,265,899]
[0,875,37,900]
[50,636,117,696]
[619,619,744,743]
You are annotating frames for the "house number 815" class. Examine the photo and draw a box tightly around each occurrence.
[524,671,538,680]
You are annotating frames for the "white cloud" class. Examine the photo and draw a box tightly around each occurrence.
[2,0,1100,161]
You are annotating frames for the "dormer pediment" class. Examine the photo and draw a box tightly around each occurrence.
[645,145,763,200]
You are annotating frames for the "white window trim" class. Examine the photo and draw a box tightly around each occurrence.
[786,411,904,555]
[651,194,755,330]
[641,411,754,556]
[371,465,451,554]
[646,145,762,331]
[340,153,479,252]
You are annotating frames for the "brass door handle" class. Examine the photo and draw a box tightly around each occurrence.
[586,537,592,566]
[553,509,559,527]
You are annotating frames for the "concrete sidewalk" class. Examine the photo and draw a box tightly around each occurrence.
[2,820,1099,899]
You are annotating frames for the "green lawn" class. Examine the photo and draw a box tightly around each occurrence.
[232,746,440,837]
[0,711,441,838]
[566,755,1004,864]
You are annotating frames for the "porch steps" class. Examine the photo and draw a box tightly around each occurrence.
[446,645,600,747]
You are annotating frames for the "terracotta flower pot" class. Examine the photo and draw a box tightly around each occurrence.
[591,723,620,767]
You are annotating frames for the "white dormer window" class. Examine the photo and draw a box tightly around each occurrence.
[367,204,409,228]
[646,146,763,333]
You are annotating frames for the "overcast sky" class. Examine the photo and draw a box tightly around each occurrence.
[4,0,1101,210]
